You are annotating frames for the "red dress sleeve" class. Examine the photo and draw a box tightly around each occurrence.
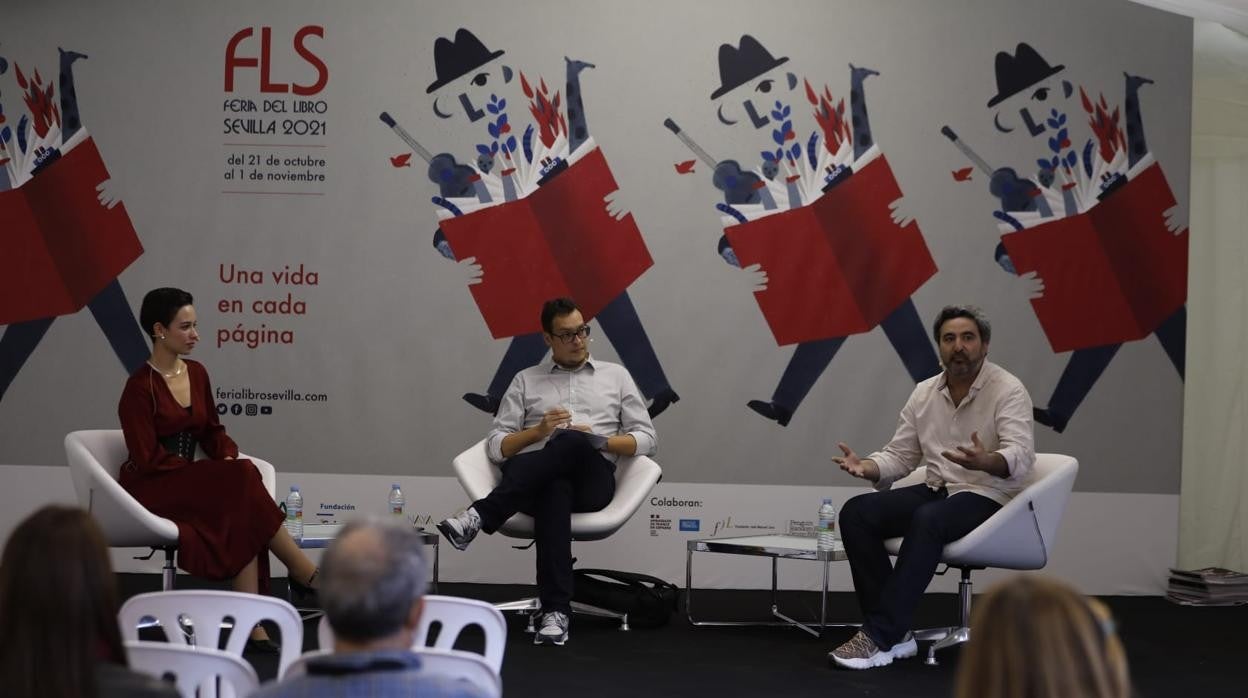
[118,371,187,474]
[194,363,239,460]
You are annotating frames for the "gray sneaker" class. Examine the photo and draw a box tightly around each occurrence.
[436,507,481,551]
[829,630,894,670]
[535,610,569,646]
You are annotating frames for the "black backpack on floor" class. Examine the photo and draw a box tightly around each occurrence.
[571,568,680,628]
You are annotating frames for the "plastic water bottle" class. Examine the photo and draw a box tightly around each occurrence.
[285,486,303,542]
[388,483,405,521]
[817,498,837,551]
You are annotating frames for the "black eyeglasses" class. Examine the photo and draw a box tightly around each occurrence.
[550,325,591,344]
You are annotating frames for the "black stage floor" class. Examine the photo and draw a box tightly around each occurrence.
[119,575,1248,697]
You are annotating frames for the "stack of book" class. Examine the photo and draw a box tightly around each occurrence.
[1166,567,1248,606]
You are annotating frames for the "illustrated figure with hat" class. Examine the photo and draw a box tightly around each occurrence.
[0,45,148,403]
[665,34,940,427]
[383,28,678,418]
[945,42,1186,433]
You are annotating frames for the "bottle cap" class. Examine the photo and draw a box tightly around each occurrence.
[822,497,832,504]
[391,483,401,490]
[290,485,300,492]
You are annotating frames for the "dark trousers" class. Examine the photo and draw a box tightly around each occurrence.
[471,432,616,613]
[839,484,1001,648]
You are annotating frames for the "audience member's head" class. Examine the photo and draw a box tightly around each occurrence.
[0,505,128,697]
[954,575,1131,698]
[320,518,431,650]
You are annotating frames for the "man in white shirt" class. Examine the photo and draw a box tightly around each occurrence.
[829,305,1035,670]
[438,297,657,647]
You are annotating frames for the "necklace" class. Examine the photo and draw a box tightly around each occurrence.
[147,359,184,379]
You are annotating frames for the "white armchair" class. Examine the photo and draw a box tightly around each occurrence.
[885,453,1079,664]
[65,429,276,590]
[450,438,662,629]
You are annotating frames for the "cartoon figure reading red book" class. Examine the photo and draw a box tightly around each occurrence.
[665,35,940,426]
[380,29,677,418]
[0,46,147,403]
[942,43,1186,433]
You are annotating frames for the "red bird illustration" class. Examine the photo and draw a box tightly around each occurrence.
[390,153,413,168]
[674,159,696,175]
[952,166,973,182]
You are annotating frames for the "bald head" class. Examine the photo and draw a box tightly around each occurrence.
[320,519,429,643]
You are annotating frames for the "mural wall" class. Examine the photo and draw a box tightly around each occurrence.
[0,0,1191,591]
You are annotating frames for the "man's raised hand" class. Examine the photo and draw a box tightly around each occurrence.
[833,442,879,482]
[940,431,1005,475]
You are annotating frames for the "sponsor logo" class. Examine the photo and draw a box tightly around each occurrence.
[679,519,700,532]
[650,497,703,507]
[787,520,815,537]
[319,503,356,511]
[649,513,672,536]
[711,516,778,537]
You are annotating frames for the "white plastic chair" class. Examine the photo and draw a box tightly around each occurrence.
[884,453,1079,664]
[126,640,259,698]
[283,647,501,698]
[451,438,663,629]
[317,594,507,673]
[65,429,276,591]
[119,590,303,678]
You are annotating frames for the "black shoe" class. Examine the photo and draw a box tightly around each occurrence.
[289,575,320,609]
[647,388,680,418]
[747,399,792,427]
[244,637,282,654]
[463,392,501,415]
[1033,407,1069,433]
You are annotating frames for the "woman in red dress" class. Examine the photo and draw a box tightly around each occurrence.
[118,288,318,650]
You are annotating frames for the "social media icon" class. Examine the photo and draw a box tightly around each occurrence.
[231,403,243,415]
[245,403,258,416]
[260,405,273,415]
[217,403,228,415]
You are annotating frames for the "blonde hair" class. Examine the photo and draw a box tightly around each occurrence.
[954,575,1131,698]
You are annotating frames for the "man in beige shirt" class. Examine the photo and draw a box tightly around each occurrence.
[828,305,1035,670]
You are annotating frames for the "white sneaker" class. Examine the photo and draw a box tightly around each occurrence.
[890,632,917,660]
[436,507,481,551]
[534,610,569,646]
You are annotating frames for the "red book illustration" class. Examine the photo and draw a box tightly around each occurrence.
[0,137,144,325]
[724,155,937,346]
[439,145,653,338]
[1001,161,1186,353]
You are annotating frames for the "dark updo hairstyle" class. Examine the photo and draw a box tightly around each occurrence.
[139,287,194,342]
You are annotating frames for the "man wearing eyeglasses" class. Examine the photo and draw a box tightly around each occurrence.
[437,297,657,647]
